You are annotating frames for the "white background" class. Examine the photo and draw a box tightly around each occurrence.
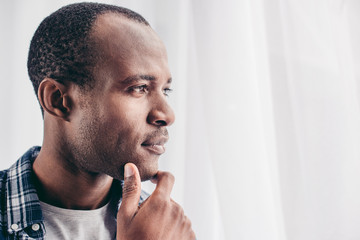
[1,0,360,239]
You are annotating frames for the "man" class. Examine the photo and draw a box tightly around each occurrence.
[0,2,195,240]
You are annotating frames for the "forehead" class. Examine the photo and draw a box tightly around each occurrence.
[88,13,170,87]
[91,13,167,61]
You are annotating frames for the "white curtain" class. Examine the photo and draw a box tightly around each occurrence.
[1,0,360,239]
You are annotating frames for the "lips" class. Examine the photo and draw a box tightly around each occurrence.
[141,137,168,155]
[141,144,166,155]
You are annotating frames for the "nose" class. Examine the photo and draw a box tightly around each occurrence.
[147,99,175,127]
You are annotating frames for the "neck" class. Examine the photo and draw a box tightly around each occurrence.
[33,145,114,210]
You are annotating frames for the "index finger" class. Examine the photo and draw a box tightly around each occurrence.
[151,171,175,199]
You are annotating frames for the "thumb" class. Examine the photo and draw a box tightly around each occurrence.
[118,163,142,223]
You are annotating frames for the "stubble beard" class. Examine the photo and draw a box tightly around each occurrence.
[71,125,160,181]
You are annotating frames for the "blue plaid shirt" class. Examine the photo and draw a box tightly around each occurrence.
[0,146,149,240]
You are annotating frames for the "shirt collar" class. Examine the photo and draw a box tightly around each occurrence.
[5,146,150,235]
[6,146,43,234]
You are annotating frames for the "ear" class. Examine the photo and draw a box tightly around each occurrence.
[38,78,72,120]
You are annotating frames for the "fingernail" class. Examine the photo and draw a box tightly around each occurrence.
[124,164,134,178]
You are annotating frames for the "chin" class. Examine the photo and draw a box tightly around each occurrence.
[137,163,159,182]
[108,153,160,181]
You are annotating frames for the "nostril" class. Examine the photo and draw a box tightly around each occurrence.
[147,106,174,126]
[155,120,167,126]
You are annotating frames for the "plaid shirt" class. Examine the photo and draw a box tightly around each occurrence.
[0,146,149,240]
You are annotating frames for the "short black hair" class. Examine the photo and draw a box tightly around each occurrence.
[27,2,149,101]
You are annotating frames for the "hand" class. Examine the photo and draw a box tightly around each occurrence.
[116,163,196,240]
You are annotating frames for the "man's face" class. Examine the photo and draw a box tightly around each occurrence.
[68,14,175,181]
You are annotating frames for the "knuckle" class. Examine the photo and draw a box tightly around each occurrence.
[163,172,175,184]
[182,215,190,226]
[172,203,184,218]
[152,191,167,202]
[150,196,169,211]
[122,177,139,195]
[163,199,172,210]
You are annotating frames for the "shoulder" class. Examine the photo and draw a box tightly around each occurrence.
[0,146,41,225]
[0,147,43,238]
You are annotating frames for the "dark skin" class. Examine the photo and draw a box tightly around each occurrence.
[32,13,195,239]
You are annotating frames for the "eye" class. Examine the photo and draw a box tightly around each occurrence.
[163,88,173,97]
[129,84,149,94]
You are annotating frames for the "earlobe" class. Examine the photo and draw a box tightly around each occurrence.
[38,78,71,120]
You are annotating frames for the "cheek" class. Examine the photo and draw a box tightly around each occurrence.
[97,111,144,146]
[104,98,148,128]
[85,94,150,144]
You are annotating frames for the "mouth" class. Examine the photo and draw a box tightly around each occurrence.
[141,137,168,155]
[141,144,166,155]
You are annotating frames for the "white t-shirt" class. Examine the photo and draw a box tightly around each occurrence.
[40,198,118,240]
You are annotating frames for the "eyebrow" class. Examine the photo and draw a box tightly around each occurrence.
[122,74,172,84]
